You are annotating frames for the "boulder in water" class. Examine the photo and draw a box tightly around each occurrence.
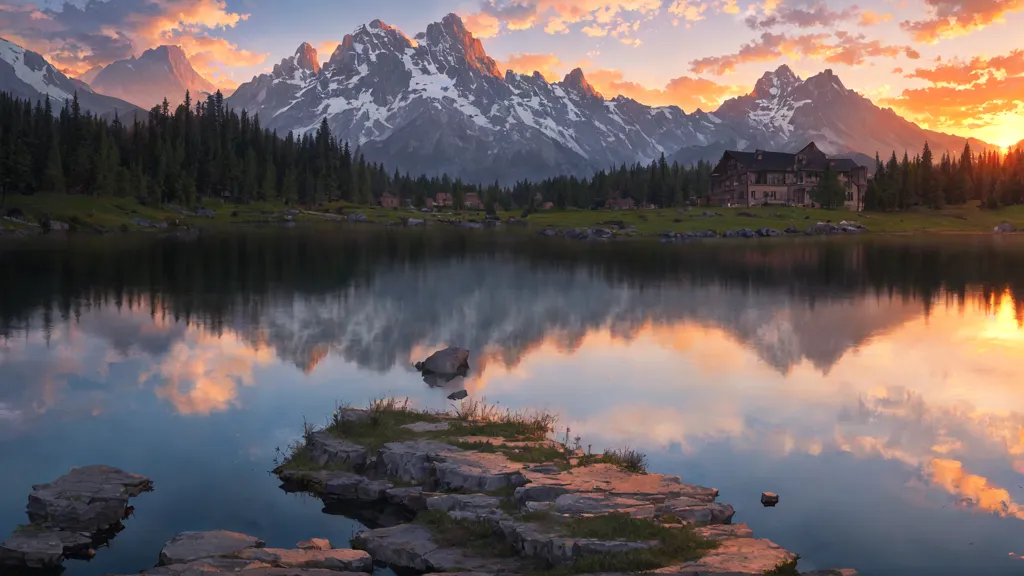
[415,347,470,376]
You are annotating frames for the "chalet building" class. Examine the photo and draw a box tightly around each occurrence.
[435,192,452,207]
[464,192,484,210]
[709,142,867,209]
[604,193,636,210]
[379,192,400,208]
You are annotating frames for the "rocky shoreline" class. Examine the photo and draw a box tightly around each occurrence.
[0,399,859,576]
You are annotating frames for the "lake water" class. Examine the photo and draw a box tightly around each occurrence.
[2,229,1024,576]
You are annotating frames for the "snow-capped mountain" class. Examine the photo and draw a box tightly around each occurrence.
[0,37,143,120]
[90,45,217,109]
[228,14,738,183]
[672,65,990,165]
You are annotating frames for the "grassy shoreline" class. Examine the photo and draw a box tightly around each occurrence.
[3,192,1024,236]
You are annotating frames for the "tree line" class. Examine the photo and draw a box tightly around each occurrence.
[864,141,1024,211]
[0,89,715,212]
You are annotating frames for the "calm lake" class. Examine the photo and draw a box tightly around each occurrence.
[2,229,1024,576]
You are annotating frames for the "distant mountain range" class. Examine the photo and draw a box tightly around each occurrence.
[0,17,997,183]
[87,45,217,109]
[0,37,142,120]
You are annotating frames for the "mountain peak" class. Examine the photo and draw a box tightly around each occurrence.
[803,68,849,94]
[752,64,802,99]
[294,42,320,74]
[142,45,187,63]
[423,12,501,78]
[562,68,602,100]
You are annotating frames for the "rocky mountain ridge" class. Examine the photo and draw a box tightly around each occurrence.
[0,37,143,120]
[226,14,740,183]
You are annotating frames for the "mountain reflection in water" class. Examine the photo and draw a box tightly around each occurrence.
[2,229,1024,576]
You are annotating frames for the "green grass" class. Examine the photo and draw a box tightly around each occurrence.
[577,447,648,474]
[13,523,46,534]
[416,509,518,557]
[451,440,568,466]
[8,193,1024,236]
[536,514,718,576]
[322,397,443,454]
[763,557,801,575]
[450,399,557,440]
[524,203,1024,235]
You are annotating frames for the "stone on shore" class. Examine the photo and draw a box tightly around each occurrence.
[352,523,520,573]
[653,536,796,575]
[308,431,369,470]
[159,530,265,565]
[376,439,463,483]
[1,465,153,569]
[27,464,153,532]
[416,347,470,375]
[297,538,332,550]
[433,451,530,492]
[761,492,779,507]
[0,530,92,568]
[386,486,427,510]
[235,547,372,571]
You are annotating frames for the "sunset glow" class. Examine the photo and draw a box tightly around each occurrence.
[0,0,1020,143]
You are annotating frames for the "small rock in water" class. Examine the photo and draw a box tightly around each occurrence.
[761,492,779,507]
[416,347,470,377]
[296,538,331,550]
[447,390,469,401]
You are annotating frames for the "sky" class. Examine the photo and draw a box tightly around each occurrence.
[0,0,1021,147]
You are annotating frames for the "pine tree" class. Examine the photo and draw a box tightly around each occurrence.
[41,136,65,192]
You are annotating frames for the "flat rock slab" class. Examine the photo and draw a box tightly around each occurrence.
[659,497,736,525]
[401,421,451,433]
[433,451,529,492]
[386,486,427,510]
[425,493,502,513]
[235,547,372,571]
[521,464,718,503]
[297,538,332,550]
[693,523,754,541]
[0,530,92,568]
[26,464,153,532]
[376,440,463,484]
[653,537,797,575]
[159,530,265,565]
[505,521,653,565]
[553,493,656,518]
[352,523,519,573]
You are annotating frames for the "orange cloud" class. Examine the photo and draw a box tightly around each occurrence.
[144,329,276,415]
[587,69,745,112]
[499,53,566,81]
[668,0,709,21]
[689,31,920,75]
[927,459,1024,518]
[498,52,742,112]
[463,12,501,38]
[172,35,267,90]
[901,0,1024,42]
[858,10,894,25]
[463,0,662,39]
[0,0,263,84]
[884,49,1024,146]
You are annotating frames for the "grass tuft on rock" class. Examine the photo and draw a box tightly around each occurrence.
[451,440,568,466]
[450,399,557,441]
[323,397,443,453]
[577,447,649,474]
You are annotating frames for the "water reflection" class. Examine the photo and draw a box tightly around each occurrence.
[2,230,1024,575]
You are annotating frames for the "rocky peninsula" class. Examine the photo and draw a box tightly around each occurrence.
[0,396,859,575]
